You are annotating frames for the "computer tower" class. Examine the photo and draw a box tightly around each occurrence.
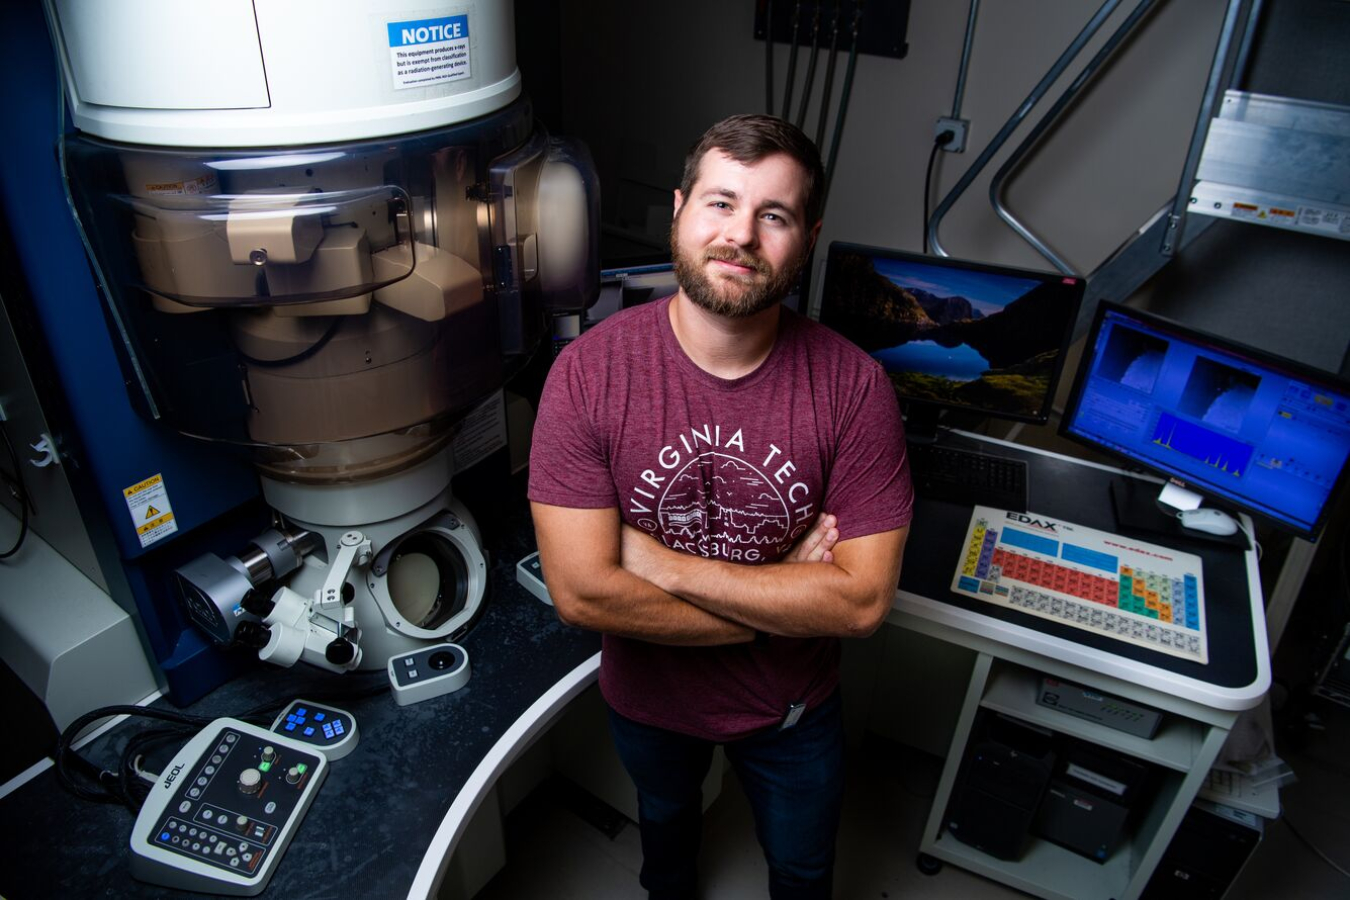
[1313,621,1350,708]
[1141,799,1263,899]
[944,714,1056,860]
[1033,739,1150,863]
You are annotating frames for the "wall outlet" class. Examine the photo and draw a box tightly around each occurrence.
[935,117,969,153]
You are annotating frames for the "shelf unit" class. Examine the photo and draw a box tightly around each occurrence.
[918,654,1233,900]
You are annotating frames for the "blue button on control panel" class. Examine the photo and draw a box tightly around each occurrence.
[269,700,358,760]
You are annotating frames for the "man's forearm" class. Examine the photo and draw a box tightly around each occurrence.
[622,527,907,638]
[654,555,886,637]
[532,502,754,647]
[549,562,754,647]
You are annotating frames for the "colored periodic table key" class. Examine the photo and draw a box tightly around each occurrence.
[951,505,1208,664]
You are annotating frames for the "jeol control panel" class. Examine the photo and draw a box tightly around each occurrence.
[129,718,327,896]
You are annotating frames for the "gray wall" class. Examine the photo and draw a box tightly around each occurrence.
[542,0,1347,373]
[553,1,1229,277]
[544,0,1350,407]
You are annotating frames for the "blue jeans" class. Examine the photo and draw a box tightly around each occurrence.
[607,690,844,900]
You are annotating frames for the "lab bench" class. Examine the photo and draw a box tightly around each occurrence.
[0,485,601,900]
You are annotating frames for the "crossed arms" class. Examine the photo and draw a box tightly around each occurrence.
[530,503,909,646]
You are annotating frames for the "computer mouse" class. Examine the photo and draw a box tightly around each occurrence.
[1177,508,1239,536]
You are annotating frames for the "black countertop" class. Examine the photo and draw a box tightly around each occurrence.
[898,432,1261,689]
[0,483,600,900]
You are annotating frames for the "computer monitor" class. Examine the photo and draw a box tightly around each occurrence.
[595,262,679,319]
[1060,302,1350,540]
[816,242,1085,442]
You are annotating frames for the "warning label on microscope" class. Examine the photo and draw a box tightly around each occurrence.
[387,14,471,90]
[124,473,178,548]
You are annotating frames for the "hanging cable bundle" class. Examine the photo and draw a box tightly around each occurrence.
[780,1,804,121]
[795,2,823,128]
[821,0,864,212]
[765,0,775,114]
[814,1,844,150]
[764,0,864,219]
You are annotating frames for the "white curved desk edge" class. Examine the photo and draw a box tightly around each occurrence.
[407,650,602,900]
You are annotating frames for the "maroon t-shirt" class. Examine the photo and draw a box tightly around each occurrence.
[529,296,913,740]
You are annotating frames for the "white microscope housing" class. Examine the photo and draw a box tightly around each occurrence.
[45,0,598,673]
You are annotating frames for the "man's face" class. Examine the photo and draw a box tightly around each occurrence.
[670,149,819,319]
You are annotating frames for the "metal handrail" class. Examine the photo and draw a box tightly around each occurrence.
[927,0,1123,259]
[988,0,1161,275]
[1159,0,1252,255]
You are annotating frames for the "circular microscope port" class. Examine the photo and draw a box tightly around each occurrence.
[385,533,470,631]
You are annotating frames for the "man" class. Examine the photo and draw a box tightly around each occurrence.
[529,114,912,899]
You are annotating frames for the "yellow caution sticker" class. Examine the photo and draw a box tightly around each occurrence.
[123,473,179,548]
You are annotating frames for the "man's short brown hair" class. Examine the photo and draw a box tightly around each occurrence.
[679,114,826,227]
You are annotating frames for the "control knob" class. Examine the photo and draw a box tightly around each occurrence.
[325,636,357,666]
[238,768,262,794]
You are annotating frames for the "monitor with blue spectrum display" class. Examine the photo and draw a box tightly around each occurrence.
[1060,302,1350,540]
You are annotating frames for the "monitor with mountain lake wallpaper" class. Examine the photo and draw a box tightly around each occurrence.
[816,242,1085,442]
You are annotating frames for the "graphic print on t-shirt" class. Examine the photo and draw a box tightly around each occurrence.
[627,423,816,564]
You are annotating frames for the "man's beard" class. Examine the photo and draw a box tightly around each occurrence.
[670,222,805,319]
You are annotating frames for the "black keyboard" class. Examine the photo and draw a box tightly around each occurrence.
[907,443,1028,512]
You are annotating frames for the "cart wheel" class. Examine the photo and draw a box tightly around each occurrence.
[916,852,943,875]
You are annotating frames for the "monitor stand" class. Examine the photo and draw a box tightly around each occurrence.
[1108,478,1246,548]
[902,403,942,446]
[1109,478,1180,536]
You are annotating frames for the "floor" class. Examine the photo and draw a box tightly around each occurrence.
[475,700,1350,900]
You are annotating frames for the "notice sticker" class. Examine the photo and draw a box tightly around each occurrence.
[387,14,471,90]
[124,473,178,548]
[451,389,507,473]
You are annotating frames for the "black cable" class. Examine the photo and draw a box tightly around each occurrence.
[814,1,844,150]
[765,0,775,115]
[795,2,823,129]
[54,672,391,811]
[781,1,803,121]
[119,724,199,809]
[821,0,864,214]
[1315,533,1350,688]
[233,670,392,724]
[924,131,956,254]
[235,314,344,369]
[0,422,32,560]
[55,705,218,809]
[1340,521,1350,618]
[1283,812,1350,879]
